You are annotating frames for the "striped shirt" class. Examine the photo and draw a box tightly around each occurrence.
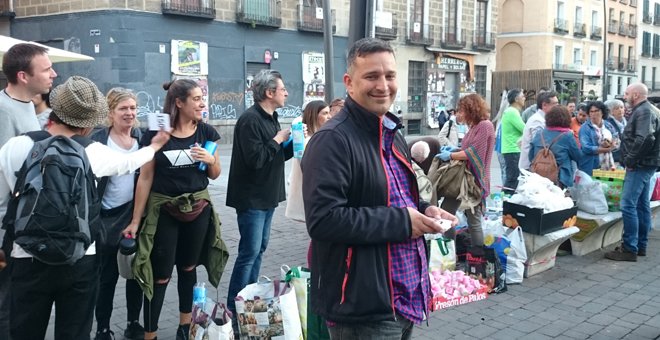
[381,116,429,324]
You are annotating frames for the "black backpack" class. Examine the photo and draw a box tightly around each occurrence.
[2,131,101,265]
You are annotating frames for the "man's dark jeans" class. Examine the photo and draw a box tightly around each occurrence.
[328,314,414,340]
[503,152,521,195]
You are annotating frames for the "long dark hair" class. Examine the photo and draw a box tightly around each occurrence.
[163,79,199,129]
[303,100,329,134]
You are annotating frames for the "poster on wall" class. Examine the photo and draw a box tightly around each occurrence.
[171,40,209,76]
[302,52,325,107]
[173,75,209,123]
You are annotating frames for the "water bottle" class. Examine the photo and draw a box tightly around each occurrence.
[119,235,137,255]
[292,120,305,159]
[492,192,503,212]
[117,235,137,279]
[198,141,218,172]
[193,282,206,308]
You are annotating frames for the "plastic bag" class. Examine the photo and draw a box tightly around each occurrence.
[572,170,608,215]
[503,227,527,284]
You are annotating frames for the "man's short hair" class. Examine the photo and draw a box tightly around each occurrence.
[507,88,523,105]
[2,43,49,85]
[251,69,283,104]
[537,91,558,109]
[346,38,394,74]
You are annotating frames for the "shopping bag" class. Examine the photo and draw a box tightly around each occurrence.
[572,170,608,215]
[426,235,456,271]
[503,226,527,284]
[283,266,330,340]
[651,173,660,201]
[190,302,234,340]
[466,247,507,294]
[235,276,303,340]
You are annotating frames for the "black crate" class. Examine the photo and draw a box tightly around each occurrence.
[502,202,578,235]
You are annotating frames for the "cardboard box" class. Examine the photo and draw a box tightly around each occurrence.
[502,202,578,235]
[430,286,489,311]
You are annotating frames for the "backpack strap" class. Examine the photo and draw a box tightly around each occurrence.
[446,120,453,138]
[71,134,94,148]
[540,131,567,153]
[24,130,51,142]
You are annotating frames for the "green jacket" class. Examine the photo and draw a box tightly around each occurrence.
[133,190,229,300]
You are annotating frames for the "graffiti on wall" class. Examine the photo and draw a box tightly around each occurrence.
[278,105,303,118]
[135,91,163,117]
[209,91,244,120]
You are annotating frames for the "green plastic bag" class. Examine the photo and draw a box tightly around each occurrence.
[284,266,330,340]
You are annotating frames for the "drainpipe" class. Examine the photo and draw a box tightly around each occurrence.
[323,0,335,103]
[602,0,608,100]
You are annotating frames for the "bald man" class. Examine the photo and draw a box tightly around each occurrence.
[605,83,660,262]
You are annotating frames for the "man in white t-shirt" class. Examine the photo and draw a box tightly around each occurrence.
[518,91,560,170]
[0,42,57,339]
[0,76,170,340]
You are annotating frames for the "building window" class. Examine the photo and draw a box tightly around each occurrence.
[590,50,597,66]
[653,67,657,90]
[573,48,582,65]
[643,32,651,56]
[407,119,421,134]
[642,66,646,82]
[554,46,563,68]
[408,61,426,113]
[476,1,487,35]
[447,0,458,34]
[617,76,623,95]
[575,6,582,24]
[475,66,487,98]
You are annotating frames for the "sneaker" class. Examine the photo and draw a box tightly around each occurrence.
[94,328,115,340]
[176,324,190,340]
[124,320,145,340]
[605,246,637,262]
[638,248,647,257]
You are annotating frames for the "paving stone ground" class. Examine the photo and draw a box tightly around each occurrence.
[41,142,660,340]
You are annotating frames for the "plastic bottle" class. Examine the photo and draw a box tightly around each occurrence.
[117,235,137,279]
[193,282,206,308]
[292,120,305,159]
[492,192,503,212]
[198,141,218,172]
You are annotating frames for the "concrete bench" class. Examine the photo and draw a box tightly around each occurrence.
[570,201,660,256]
[522,227,580,277]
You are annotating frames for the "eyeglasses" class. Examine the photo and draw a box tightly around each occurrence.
[273,87,287,93]
[589,109,602,113]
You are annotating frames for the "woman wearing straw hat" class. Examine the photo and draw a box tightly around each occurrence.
[0,76,170,340]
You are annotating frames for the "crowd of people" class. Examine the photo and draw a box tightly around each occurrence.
[0,36,658,340]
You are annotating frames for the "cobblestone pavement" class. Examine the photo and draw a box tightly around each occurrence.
[42,143,660,340]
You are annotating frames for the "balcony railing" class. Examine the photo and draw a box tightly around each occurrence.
[627,59,637,72]
[643,81,660,90]
[619,22,628,35]
[573,23,586,37]
[628,24,637,37]
[653,48,660,58]
[406,23,434,46]
[554,18,569,34]
[375,12,398,40]
[619,0,628,4]
[161,0,215,19]
[630,0,637,7]
[297,5,335,34]
[472,31,495,51]
[606,57,617,70]
[590,26,602,40]
[656,15,660,26]
[643,14,653,24]
[608,20,619,33]
[440,27,467,49]
[236,0,281,28]
[618,58,627,71]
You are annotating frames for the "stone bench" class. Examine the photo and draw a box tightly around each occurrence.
[570,201,660,256]
[522,227,580,277]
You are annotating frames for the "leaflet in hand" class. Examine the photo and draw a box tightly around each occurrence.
[147,112,171,131]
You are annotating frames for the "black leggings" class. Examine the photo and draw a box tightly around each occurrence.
[143,205,211,332]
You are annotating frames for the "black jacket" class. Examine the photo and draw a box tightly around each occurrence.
[226,104,293,210]
[302,96,430,324]
[621,100,660,169]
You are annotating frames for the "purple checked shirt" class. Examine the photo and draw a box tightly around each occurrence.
[381,116,429,324]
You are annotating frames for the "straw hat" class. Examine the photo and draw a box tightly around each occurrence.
[50,76,108,128]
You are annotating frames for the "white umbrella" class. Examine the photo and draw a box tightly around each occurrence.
[0,35,94,70]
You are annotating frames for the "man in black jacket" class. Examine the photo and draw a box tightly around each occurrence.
[226,69,292,324]
[606,83,660,262]
[302,38,457,339]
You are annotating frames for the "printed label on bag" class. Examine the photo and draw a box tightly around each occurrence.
[236,298,285,339]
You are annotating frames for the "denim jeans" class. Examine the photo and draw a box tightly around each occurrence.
[496,152,506,186]
[328,315,413,340]
[503,153,520,195]
[620,166,656,253]
[227,208,275,318]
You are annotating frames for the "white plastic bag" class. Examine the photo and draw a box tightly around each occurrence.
[503,226,527,284]
[572,170,608,215]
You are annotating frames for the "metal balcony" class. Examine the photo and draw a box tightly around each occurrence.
[297,5,335,34]
[618,58,627,71]
[608,20,619,33]
[161,0,215,19]
[630,0,637,7]
[472,31,495,51]
[619,0,628,4]
[643,14,653,24]
[656,16,660,26]
[406,23,434,46]
[590,26,602,40]
[627,59,637,72]
[642,46,651,57]
[573,23,586,37]
[554,18,569,34]
[440,27,467,50]
[236,0,282,28]
[628,24,637,38]
[618,23,628,35]
[606,57,616,70]
[375,12,398,40]
[653,48,660,58]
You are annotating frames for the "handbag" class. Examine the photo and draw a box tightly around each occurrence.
[190,302,234,340]
[235,276,303,340]
[283,266,330,340]
[163,197,209,222]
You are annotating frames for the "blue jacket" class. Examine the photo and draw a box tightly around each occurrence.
[578,119,617,175]
[529,129,582,188]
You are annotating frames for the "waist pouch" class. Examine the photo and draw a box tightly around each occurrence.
[163,198,209,223]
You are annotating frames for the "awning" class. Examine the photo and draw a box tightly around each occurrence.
[0,35,94,70]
